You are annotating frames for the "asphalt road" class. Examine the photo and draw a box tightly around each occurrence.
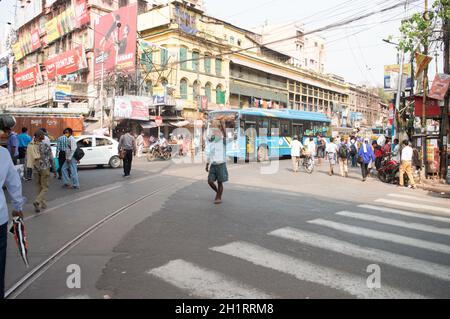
[4,157,450,299]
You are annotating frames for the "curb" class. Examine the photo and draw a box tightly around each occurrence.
[417,184,450,195]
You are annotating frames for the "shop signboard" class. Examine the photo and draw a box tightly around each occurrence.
[429,73,450,101]
[75,0,90,28]
[53,84,72,103]
[155,116,163,127]
[14,64,42,89]
[0,66,8,86]
[114,96,151,121]
[45,46,88,80]
[384,64,412,92]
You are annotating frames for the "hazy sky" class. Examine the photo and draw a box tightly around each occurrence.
[0,0,444,87]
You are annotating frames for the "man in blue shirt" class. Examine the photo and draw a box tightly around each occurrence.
[5,127,19,165]
[0,122,25,299]
[17,127,33,180]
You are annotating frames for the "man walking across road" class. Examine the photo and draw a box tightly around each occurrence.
[206,125,228,205]
[118,128,137,177]
[56,130,69,180]
[32,131,56,213]
[5,126,19,165]
[326,137,339,176]
[290,135,303,173]
[358,138,376,182]
[399,140,417,189]
[0,124,25,299]
[349,137,358,167]
[17,127,33,180]
[62,128,80,189]
[338,138,349,178]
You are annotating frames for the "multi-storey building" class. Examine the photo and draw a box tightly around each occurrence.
[347,84,382,128]
[137,0,351,129]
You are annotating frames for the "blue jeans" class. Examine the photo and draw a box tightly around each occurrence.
[62,157,80,187]
[0,223,6,299]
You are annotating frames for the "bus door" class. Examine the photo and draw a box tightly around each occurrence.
[292,124,304,140]
[244,121,257,162]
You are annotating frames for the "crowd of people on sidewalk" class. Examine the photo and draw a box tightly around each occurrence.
[290,134,419,189]
[4,126,82,214]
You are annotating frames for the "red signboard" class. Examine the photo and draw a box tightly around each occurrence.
[75,0,90,28]
[14,64,42,89]
[155,116,163,127]
[429,73,450,101]
[31,29,41,51]
[93,4,137,80]
[413,96,448,118]
[114,96,151,121]
[44,46,87,80]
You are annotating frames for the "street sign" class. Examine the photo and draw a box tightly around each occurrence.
[155,116,163,127]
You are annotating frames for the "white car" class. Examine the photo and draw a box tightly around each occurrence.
[75,136,121,168]
[50,136,121,169]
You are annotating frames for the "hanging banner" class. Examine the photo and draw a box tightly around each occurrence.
[93,4,137,80]
[31,29,41,51]
[45,46,88,80]
[428,73,450,101]
[114,96,151,121]
[174,5,198,35]
[0,65,8,86]
[384,64,412,91]
[53,84,72,103]
[14,64,42,89]
[415,52,433,78]
[75,0,90,28]
[45,17,61,44]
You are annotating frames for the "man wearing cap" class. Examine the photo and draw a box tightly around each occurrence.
[0,117,25,299]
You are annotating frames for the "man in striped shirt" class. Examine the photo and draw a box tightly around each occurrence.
[56,130,69,180]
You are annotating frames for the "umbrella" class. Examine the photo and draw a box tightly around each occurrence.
[9,217,29,268]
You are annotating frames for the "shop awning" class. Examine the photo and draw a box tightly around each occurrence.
[170,120,190,127]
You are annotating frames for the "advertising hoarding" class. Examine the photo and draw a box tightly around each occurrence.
[0,65,8,86]
[384,64,412,92]
[93,4,137,80]
[429,73,450,101]
[14,64,42,89]
[53,84,72,103]
[114,96,151,121]
[44,46,88,80]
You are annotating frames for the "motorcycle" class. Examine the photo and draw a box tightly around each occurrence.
[147,144,173,161]
[377,156,409,185]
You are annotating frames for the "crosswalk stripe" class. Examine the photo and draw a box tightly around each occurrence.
[374,199,450,215]
[359,205,450,224]
[336,211,450,236]
[387,193,449,204]
[147,259,272,299]
[308,219,450,255]
[211,241,426,299]
[269,227,450,282]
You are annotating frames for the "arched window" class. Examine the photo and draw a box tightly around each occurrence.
[216,84,225,104]
[205,82,212,102]
[193,80,200,101]
[180,78,188,100]
[192,51,200,71]
[204,54,211,74]
[179,47,188,70]
[160,48,168,67]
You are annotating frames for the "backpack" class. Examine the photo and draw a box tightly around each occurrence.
[350,144,357,156]
[73,147,85,161]
[339,144,348,159]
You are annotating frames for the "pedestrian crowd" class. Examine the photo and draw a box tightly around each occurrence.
[290,134,419,189]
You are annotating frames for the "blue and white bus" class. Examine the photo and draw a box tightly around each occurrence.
[207,108,332,161]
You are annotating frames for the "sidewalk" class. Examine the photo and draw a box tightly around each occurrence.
[417,178,450,195]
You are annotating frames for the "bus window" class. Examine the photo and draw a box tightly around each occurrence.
[292,124,303,139]
[257,118,269,136]
[270,119,280,136]
[280,120,291,137]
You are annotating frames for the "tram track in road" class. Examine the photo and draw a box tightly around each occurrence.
[5,161,218,299]
[5,181,178,299]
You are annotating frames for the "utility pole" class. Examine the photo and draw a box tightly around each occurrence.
[422,0,429,178]
[441,11,449,182]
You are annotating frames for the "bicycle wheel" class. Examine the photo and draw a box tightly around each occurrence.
[304,158,314,174]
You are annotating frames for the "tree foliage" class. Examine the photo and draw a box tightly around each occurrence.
[396,0,449,54]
